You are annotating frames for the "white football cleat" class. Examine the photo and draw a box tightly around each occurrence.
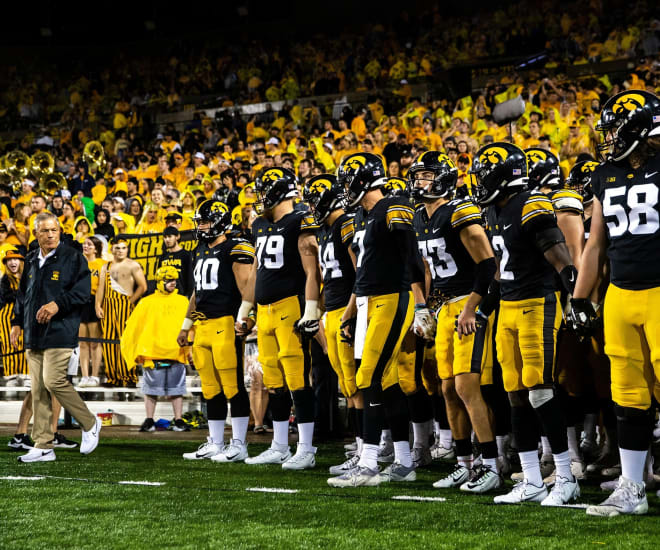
[211,440,248,463]
[411,446,432,468]
[541,476,580,506]
[377,439,394,463]
[432,464,470,488]
[431,443,455,461]
[282,445,316,470]
[329,454,360,475]
[18,448,56,463]
[183,437,223,460]
[460,466,503,494]
[587,476,648,517]
[245,444,292,465]
[80,418,102,455]
[493,480,547,504]
[379,461,416,482]
[328,466,381,488]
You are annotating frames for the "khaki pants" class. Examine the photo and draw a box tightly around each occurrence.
[27,348,96,449]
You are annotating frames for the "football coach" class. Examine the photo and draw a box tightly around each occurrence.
[11,212,102,462]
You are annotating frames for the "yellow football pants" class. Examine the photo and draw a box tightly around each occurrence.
[257,295,311,392]
[325,306,358,397]
[434,296,493,385]
[496,292,562,392]
[604,284,660,410]
[355,291,414,392]
[192,316,243,400]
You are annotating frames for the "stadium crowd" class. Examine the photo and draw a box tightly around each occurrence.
[2,1,660,520]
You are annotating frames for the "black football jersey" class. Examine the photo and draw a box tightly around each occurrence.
[318,213,355,311]
[352,196,416,297]
[413,199,482,297]
[591,153,660,290]
[193,238,255,319]
[486,191,558,300]
[252,209,319,305]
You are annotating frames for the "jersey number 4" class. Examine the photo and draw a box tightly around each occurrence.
[417,237,457,278]
[320,242,342,279]
[255,235,285,269]
[603,183,659,237]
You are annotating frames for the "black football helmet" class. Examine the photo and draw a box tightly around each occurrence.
[596,90,660,161]
[194,200,232,243]
[525,148,562,190]
[302,174,343,223]
[383,176,408,197]
[408,151,458,201]
[566,160,599,205]
[254,168,298,214]
[471,142,527,206]
[336,153,386,209]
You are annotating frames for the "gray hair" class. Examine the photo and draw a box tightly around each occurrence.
[34,212,60,232]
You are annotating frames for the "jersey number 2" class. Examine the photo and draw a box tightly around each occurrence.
[491,235,514,281]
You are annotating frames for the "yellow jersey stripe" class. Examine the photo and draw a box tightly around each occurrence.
[340,219,354,243]
[386,206,414,229]
[300,215,320,231]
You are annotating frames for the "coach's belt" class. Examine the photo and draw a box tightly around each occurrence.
[153,361,175,369]
[428,291,469,310]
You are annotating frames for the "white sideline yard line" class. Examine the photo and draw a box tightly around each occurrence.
[246,487,299,494]
[554,503,590,509]
[0,475,45,481]
[391,495,447,502]
[118,481,166,486]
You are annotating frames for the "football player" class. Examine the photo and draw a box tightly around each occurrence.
[472,142,580,506]
[235,168,322,470]
[178,200,255,462]
[526,147,588,481]
[302,174,361,475]
[571,90,660,517]
[409,151,501,493]
[327,153,427,487]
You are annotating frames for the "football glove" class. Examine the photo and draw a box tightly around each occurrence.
[414,304,436,340]
[340,317,357,344]
[294,300,320,338]
[568,298,597,338]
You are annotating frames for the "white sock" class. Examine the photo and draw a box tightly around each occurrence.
[519,450,542,486]
[412,421,429,449]
[208,420,225,445]
[358,443,379,471]
[394,440,412,468]
[380,429,392,444]
[433,421,441,436]
[231,416,249,445]
[541,436,552,456]
[496,434,509,457]
[583,413,598,445]
[439,429,453,449]
[553,450,573,480]
[620,448,648,484]
[272,420,289,448]
[457,454,473,470]
[356,437,363,456]
[297,422,316,453]
[566,427,581,461]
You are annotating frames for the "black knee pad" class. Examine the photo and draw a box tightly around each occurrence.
[206,393,228,421]
[615,404,654,451]
[292,388,315,424]
[482,384,511,436]
[510,404,540,453]
[269,388,293,422]
[229,389,250,418]
[407,389,433,423]
[362,386,384,445]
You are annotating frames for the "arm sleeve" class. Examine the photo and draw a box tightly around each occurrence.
[54,252,92,315]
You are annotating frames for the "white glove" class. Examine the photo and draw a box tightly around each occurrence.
[413,306,436,340]
[294,299,320,337]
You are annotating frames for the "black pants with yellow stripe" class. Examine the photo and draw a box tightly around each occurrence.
[102,293,137,386]
[0,303,27,376]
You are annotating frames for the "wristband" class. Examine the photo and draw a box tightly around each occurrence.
[415,303,427,311]
[181,318,193,331]
[304,299,319,320]
[237,300,254,321]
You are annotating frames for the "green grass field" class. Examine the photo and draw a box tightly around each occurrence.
[1,435,659,550]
